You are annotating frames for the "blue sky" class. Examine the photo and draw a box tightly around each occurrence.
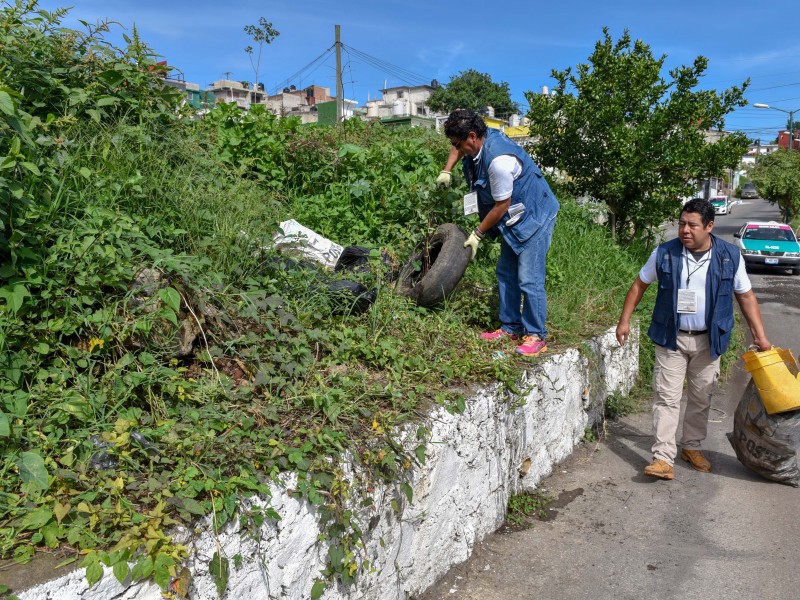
[32,0,800,142]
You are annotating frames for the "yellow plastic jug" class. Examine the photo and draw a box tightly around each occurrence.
[742,347,800,415]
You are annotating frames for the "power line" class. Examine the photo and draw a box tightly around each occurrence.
[342,43,432,87]
[269,46,335,95]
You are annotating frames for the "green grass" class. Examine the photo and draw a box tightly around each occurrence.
[506,490,556,527]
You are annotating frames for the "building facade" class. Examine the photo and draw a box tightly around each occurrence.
[365,85,436,120]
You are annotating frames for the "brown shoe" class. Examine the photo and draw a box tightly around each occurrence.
[644,459,674,480]
[680,449,712,473]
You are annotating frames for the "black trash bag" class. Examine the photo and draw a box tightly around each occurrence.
[327,280,377,315]
[726,379,800,487]
[334,245,396,281]
[88,435,119,471]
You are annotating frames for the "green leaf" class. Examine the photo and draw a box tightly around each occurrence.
[181,497,206,516]
[20,161,41,175]
[42,520,61,548]
[86,561,104,586]
[131,556,153,581]
[310,579,327,600]
[0,90,14,115]
[0,284,30,314]
[20,506,53,530]
[113,559,130,584]
[0,412,9,437]
[160,307,179,326]
[79,167,92,179]
[98,70,125,87]
[323,402,341,423]
[338,143,365,157]
[209,551,229,597]
[18,451,49,490]
[158,287,181,312]
[400,481,413,503]
[153,552,175,589]
[55,397,93,422]
[414,444,426,465]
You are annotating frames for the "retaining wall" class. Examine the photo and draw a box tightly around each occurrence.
[19,326,638,600]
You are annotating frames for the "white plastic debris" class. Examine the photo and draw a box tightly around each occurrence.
[273,219,343,268]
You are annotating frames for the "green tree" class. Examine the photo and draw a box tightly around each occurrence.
[427,69,519,118]
[243,17,279,103]
[525,28,749,242]
[748,149,800,222]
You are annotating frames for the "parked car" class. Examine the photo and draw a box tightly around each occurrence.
[740,182,758,199]
[734,221,800,275]
[710,195,732,215]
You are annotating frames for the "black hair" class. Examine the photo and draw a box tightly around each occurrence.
[443,108,488,140]
[681,198,715,226]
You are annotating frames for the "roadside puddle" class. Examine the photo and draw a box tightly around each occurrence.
[539,487,584,521]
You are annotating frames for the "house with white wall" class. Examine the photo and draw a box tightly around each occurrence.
[365,84,436,119]
[207,79,266,110]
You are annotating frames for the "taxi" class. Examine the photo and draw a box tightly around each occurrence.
[734,221,800,275]
[710,195,732,215]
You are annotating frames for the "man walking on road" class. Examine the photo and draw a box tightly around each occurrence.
[616,198,771,480]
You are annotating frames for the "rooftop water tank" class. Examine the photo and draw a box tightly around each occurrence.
[391,99,406,116]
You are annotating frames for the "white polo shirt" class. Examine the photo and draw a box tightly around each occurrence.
[639,246,751,332]
[472,147,522,200]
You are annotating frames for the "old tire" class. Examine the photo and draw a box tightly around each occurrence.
[396,223,471,308]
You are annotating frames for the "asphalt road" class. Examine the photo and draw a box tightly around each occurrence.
[419,198,800,600]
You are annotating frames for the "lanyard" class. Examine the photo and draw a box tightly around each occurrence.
[684,251,710,286]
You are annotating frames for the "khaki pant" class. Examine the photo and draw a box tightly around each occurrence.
[652,333,720,465]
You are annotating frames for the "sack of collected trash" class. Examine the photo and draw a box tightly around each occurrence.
[726,379,800,487]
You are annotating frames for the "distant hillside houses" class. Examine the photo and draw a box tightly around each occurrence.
[156,66,528,133]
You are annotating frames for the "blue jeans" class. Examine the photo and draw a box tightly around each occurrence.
[495,216,556,338]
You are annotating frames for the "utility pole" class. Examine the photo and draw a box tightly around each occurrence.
[335,25,343,124]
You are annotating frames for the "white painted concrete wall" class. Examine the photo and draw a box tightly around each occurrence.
[19,326,638,600]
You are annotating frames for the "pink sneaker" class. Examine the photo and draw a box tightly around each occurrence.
[516,336,547,356]
[480,329,519,341]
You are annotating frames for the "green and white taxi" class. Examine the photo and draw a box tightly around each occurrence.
[710,195,732,215]
[734,221,800,275]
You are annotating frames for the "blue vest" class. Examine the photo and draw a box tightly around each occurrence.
[461,129,559,255]
[648,235,740,359]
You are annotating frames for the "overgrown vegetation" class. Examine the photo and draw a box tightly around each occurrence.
[0,3,724,598]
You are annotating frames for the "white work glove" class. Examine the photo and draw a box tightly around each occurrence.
[436,170,452,188]
[463,230,481,260]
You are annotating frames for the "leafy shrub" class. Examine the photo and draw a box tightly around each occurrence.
[0,2,658,596]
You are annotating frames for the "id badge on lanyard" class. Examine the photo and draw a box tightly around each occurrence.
[677,289,697,314]
[463,191,478,216]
